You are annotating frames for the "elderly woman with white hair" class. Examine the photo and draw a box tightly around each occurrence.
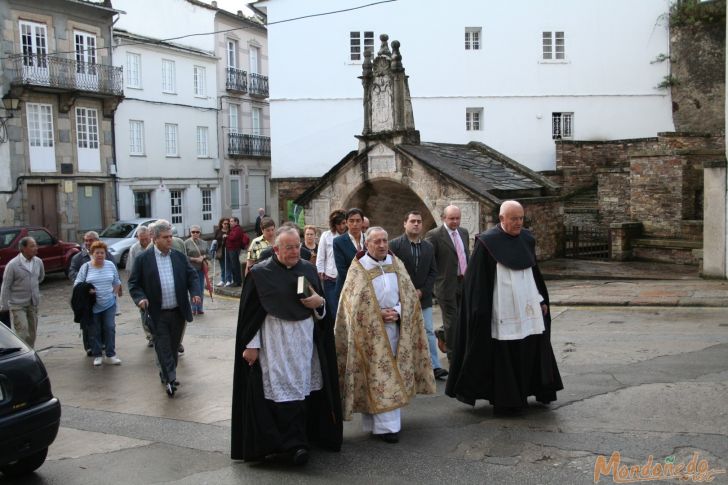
[184,225,209,315]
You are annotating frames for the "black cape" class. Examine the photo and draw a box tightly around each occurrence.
[445,225,563,407]
[230,256,343,461]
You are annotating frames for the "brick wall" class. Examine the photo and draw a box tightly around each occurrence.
[522,198,563,260]
[597,169,630,225]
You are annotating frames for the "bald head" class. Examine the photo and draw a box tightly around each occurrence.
[442,205,461,231]
[499,200,524,236]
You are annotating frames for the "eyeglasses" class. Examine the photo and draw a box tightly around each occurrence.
[191,231,200,234]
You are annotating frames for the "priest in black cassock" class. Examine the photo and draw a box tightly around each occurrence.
[445,200,563,413]
[231,227,342,465]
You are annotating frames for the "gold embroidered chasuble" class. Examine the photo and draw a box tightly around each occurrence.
[335,253,436,420]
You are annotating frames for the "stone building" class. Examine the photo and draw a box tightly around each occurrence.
[0,0,123,241]
[293,36,562,259]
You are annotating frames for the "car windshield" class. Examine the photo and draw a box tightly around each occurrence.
[0,325,29,354]
[100,222,138,238]
[0,231,20,249]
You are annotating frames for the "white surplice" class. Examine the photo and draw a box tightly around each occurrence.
[491,263,546,341]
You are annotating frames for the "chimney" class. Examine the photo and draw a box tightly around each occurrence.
[211,1,217,7]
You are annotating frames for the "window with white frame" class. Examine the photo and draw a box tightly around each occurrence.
[249,45,260,75]
[227,39,238,69]
[170,190,183,224]
[229,103,239,134]
[165,123,178,156]
[230,169,240,210]
[129,120,144,155]
[76,107,99,150]
[542,31,565,60]
[74,31,96,76]
[193,65,206,96]
[27,103,55,171]
[19,21,48,69]
[126,52,141,88]
[27,103,53,148]
[465,108,483,131]
[251,107,262,136]
[350,31,374,61]
[465,27,482,50]
[196,126,209,157]
[201,189,212,221]
[552,112,573,139]
[161,59,176,93]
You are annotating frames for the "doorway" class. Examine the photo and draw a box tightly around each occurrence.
[27,184,58,236]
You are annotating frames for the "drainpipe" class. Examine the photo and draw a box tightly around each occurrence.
[110,13,120,221]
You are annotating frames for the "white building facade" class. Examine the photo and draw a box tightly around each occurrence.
[112,30,220,236]
[257,0,675,178]
[113,0,270,232]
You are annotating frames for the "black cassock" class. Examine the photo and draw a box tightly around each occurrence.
[445,225,563,408]
[230,256,342,461]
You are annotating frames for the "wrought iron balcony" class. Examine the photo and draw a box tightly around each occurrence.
[226,67,247,93]
[8,54,123,96]
[228,133,270,158]
[249,73,269,98]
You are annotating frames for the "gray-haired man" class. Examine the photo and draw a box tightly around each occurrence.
[128,220,201,397]
[0,237,44,347]
[127,226,154,346]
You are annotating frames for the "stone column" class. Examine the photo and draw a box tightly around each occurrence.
[702,160,727,278]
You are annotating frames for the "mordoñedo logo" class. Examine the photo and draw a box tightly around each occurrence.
[594,451,726,483]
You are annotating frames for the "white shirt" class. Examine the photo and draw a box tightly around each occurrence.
[20,256,34,273]
[316,230,337,278]
[348,232,365,252]
[491,263,545,340]
[359,253,401,316]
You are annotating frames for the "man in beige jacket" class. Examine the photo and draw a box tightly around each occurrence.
[0,237,45,347]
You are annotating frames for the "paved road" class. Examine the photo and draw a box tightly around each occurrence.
[3,273,727,484]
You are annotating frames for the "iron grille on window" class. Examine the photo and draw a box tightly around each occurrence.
[228,133,271,158]
[249,73,269,97]
[226,67,247,92]
[552,112,573,139]
[10,54,123,95]
[170,190,183,224]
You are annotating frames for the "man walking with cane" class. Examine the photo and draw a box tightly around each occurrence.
[128,220,201,397]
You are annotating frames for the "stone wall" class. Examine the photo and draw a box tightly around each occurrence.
[670,0,726,134]
[521,197,563,260]
[271,177,319,225]
[597,168,630,225]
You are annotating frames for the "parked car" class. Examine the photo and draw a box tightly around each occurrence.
[0,324,61,477]
[0,226,80,280]
[99,218,176,268]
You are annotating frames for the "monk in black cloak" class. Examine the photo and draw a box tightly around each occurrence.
[445,200,563,413]
[231,227,342,465]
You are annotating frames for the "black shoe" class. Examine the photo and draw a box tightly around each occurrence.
[378,432,399,444]
[291,448,309,466]
[86,349,93,357]
[147,341,154,348]
[165,383,176,398]
[178,344,184,355]
[433,368,449,380]
[171,379,181,387]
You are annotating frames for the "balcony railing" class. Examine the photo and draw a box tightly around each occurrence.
[228,133,271,158]
[9,54,123,96]
[226,67,248,93]
[249,73,269,97]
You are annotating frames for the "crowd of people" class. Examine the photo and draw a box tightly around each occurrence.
[0,201,563,467]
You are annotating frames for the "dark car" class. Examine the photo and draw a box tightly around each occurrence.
[0,226,80,279]
[0,324,61,477]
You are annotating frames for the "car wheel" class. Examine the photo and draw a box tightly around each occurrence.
[0,447,48,477]
[119,250,129,269]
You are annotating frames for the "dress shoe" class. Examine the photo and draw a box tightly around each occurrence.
[377,432,399,444]
[178,344,185,355]
[171,379,181,387]
[433,368,449,380]
[165,383,176,397]
[93,356,103,366]
[291,448,309,466]
[86,349,93,357]
[147,340,154,348]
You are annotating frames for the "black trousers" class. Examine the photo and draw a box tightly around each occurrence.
[154,309,186,384]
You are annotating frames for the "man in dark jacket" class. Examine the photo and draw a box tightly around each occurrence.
[128,220,201,397]
[389,211,446,380]
[226,217,248,287]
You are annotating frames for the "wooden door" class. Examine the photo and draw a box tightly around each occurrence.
[27,184,58,236]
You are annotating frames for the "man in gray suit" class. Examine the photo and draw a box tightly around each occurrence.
[390,211,447,380]
[425,205,470,360]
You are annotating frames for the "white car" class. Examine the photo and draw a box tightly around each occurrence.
[99,218,176,268]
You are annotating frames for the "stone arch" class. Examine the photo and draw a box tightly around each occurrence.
[343,178,437,238]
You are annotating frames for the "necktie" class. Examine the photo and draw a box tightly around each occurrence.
[451,230,467,276]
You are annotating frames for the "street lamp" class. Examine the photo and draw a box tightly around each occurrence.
[0,97,21,144]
